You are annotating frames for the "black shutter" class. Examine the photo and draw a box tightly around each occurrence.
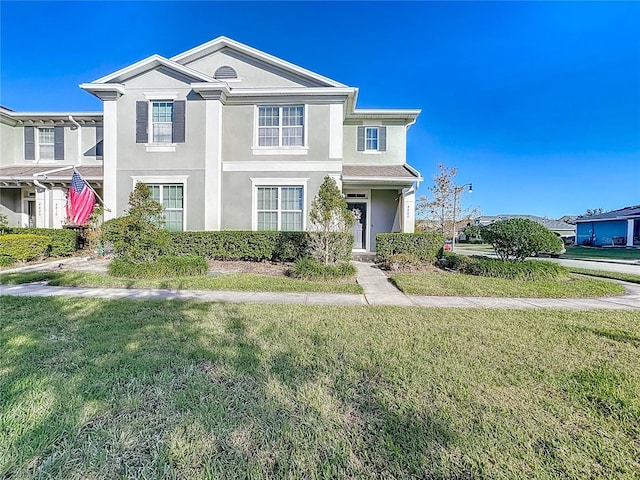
[24,126,35,160]
[95,126,103,157]
[357,126,365,151]
[136,101,148,143]
[54,126,65,160]
[379,126,387,152]
[173,100,185,143]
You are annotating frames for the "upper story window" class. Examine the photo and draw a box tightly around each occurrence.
[357,125,387,153]
[136,99,185,150]
[151,102,173,144]
[23,125,64,161]
[365,127,378,151]
[38,127,55,160]
[258,106,304,147]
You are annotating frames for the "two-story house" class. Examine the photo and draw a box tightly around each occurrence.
[1,37,421,252]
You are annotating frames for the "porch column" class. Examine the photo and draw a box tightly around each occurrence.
[204,99,222,230]
[51,188,66,229]
[36,188,50,228]
[402,189,415,233]
[627,219,634,247]
[103,99,118,221]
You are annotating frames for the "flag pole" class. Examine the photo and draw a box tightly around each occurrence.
[72,167,111,212]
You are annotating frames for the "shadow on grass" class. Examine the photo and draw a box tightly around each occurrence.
[1,297,461,478]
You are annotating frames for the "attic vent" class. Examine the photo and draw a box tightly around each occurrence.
[214,66,237,79]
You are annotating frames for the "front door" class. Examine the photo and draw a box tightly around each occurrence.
[347,203,367,250]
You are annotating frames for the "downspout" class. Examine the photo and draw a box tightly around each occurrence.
[68,115,82,166]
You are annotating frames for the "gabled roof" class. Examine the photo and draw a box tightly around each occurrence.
[170,36,347,88]
[90,54,218,84]
[575,205,640,222]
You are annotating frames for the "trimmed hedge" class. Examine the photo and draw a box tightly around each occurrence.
[108,255,208,279]
[3,228,78,256]
[376,232,445,264]
[440,253,568,281]
[291,258,356,280]
[0,234,51,262]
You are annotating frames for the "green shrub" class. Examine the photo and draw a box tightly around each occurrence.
[108,255,208,279]
[4,228,77,256]
[102,216,171,263]
[165,231,313,262]
[291,258,356,280]
[0,255,16,267]
[441,253,567,281]
[376,232,445,264]
[0,234,51,262]
[481,218,564,262]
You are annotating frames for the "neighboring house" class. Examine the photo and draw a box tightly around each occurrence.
[0,37,421,252]
[0,107,104,228]
[474,215,577,239]
[575,205,640,247]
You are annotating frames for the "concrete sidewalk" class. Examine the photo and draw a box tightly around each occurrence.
[1,260,639,310]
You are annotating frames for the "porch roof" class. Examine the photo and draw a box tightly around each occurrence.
[0,166,103,186]
[341,164,422,185]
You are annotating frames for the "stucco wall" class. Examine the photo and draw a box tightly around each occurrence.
[116,169,205,230]
[370,189,399,251]
[221,170,328,230]
[0,122,102,166]
[0,188,22,226]
[342,123,407,166]
[181,49,326,88]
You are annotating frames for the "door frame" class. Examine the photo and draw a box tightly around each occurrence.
[345,189,371,252]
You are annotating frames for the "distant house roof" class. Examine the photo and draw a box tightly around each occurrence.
[575,205,640,223]
[475,214,576,234]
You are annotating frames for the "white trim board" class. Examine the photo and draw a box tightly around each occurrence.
[223,162,341,172]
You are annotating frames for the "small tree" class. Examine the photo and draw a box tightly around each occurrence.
[308,176,353,265]
[102,183,169,263]
[482,218,564,262]
[416,163,479,238]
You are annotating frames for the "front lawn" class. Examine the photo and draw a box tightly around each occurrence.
[0,270,363,294]
[1,297,638,478]
[390,270,624,297]
[563,245,640,261]
[567,267,640,285]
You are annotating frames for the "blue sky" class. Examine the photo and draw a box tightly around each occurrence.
[1,1,638,218]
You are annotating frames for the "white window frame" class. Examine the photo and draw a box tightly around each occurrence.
[144,93,178,152]
[251,177,308,231]
[131,175,188,231]
[252,105,309,156]
[37,126,55,162]
[364,126,380,153]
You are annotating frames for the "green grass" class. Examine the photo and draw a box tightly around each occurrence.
[0,270,363,294]
[563,245,640,261]
[567,267,640,285]
[390,270,625,297]
[1,297,639,479]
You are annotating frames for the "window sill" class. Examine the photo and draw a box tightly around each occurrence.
[145,144,176,153]
[252,146,308,156]
[362,150,382,155]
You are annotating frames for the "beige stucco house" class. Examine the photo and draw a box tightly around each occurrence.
[1,37,421,252]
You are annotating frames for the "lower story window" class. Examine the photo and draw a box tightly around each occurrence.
[149,184,184,231]
[257,186,303,231]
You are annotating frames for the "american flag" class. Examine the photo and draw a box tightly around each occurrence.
[66,170,95,225]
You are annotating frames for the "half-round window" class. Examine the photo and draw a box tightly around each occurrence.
[214,66,237,79]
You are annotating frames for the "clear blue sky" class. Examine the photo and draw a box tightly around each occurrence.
[2,1,638,218]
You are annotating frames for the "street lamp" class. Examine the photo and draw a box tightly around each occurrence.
[451,183,473,252]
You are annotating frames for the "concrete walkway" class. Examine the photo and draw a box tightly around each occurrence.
[1,259,639,310]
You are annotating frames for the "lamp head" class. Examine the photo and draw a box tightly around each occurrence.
[468,183,473,193]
